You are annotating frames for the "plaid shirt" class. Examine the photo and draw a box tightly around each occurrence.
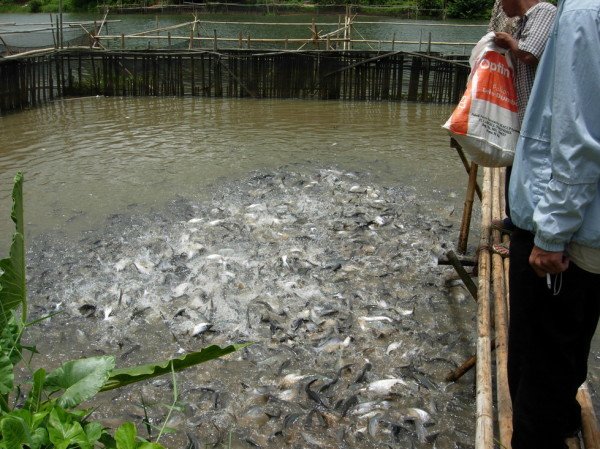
[513,2,556,125]
[488,0,517,34]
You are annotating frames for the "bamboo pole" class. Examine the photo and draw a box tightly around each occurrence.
[491,167,512,448]
[445,339,497,382]
[476,168,494,449]
[93,34,475,49]
[446,250,478,300]
[132,20,199,38]
[458,162,478,254]
[577,382,600,449]
[93,8,109,49]
[176,19,485,27]
[451,138,482,200]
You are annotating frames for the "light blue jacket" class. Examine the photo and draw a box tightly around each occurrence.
[509,0,600,252]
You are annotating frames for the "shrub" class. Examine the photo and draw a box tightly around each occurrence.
[446,0,493,19]
[28,0,42,12]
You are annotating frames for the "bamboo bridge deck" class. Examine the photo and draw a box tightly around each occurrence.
[448,147,600,449]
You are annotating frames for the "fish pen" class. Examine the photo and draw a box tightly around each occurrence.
[0,47,469,114]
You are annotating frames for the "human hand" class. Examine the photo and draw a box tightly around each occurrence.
[529,245,570,277]
[494,32,516,51]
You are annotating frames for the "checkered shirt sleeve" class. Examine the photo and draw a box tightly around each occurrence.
[518,3,557,59]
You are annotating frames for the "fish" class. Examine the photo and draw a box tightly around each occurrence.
[25,168,475,448]
[315,336,352,353]
[364,378,407,394]
[191,322,213,337]
[305,379,328,408]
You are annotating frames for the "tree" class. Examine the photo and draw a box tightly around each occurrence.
[446,0,494,19]
[417,0,442,10]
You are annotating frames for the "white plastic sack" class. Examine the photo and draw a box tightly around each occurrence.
[443,32,520,167]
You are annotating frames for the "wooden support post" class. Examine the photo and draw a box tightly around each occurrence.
[168,32,171,49]
[451,138,482,200]
[391,32,396,51]
[213,29,218,52]
[445,339,497,382]
[446,250,478,301]
[577,383,600,449]
[121,33,125,50]
[492,167,512,447]
[475,168,494,449]
[427,31,432,55]
[238,32,243,49]
[458,162,478,254]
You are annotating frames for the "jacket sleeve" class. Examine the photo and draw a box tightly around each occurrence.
[533,7,600,252]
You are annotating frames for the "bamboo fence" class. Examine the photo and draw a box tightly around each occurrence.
[0,47,470,114]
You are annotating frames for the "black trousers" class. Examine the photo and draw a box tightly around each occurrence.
[509,229,600,449]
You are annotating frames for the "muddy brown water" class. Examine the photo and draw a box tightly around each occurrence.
[0,97,598,448]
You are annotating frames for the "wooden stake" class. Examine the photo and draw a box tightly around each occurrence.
[445,339,497,382]
[446,250,478,301]
[577,383,600,449]
[458,161,478,254]
[451,138,482,200]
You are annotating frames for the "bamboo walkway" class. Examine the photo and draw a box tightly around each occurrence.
[451,156,600,449]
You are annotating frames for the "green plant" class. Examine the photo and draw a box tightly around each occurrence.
[446,0,493,18]
[0,173,250,449]
[416,0,442,9]
[28,0,42,12]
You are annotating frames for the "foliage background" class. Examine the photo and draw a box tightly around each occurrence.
[0,0,494,19]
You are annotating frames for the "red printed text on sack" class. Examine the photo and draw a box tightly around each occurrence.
[474,52,518,113]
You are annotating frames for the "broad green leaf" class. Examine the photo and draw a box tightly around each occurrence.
[0,355,14,396]
[0,415,31,449]
[47,408,87,449]
[3,410,48,449]
[84,421,103,444]
[115,422,137,449]
[98,431,117,449]
[30,427,49,449]
[0,318,23,365]
[31,411,49,431]
[102,343,251,391]
[25,368,46,413]
[0,173,27,331]
[45,356,115,408]
[137,443,165,449]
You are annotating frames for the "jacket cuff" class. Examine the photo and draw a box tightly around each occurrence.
[533,234,566,252]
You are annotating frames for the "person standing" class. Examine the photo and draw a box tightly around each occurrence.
[488,0,517,34]
[507,0,600,448]
[490,0,556,255]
